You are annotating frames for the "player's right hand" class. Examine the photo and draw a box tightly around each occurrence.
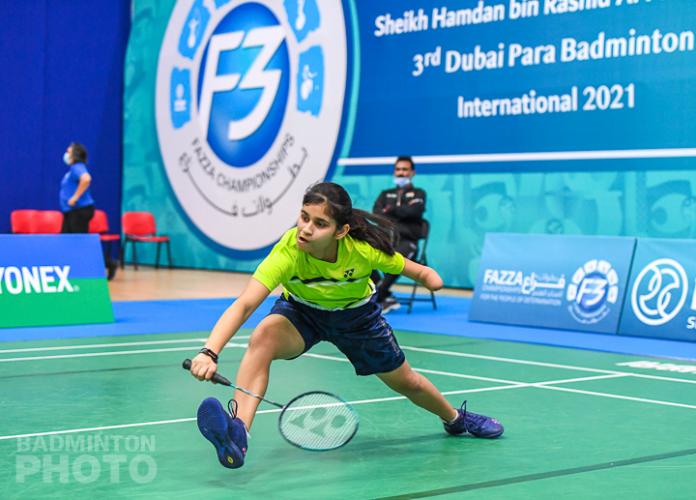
[190,352,217,381]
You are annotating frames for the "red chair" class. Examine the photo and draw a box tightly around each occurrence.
[89,209,121,243]
[121,211,172,269]
[11,210,38,234]
[33,211,63,234]
[89,209,121,269]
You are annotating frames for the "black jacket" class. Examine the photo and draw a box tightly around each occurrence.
[372,185,426,242]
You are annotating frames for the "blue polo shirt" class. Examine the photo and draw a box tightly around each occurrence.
[59,162,95,212]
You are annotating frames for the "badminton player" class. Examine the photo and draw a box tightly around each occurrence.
[188,182,503,468]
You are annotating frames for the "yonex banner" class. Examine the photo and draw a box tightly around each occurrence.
[0,235,114,328]
[619,238,696,342]
[470,233,635,334]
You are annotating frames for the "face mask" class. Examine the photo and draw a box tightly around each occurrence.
[63,152,71,165]
[394,176,410,188]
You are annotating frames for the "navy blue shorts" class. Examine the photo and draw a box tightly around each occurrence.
[269,295,406,376]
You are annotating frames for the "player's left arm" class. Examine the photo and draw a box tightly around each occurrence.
[401,257,443,292]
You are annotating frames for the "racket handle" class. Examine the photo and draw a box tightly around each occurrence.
[182,358,232,386]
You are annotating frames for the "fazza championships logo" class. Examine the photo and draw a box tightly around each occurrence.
[566,259,619,325]
[155,0,347,251]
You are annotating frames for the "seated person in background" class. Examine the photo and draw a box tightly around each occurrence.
[372,156,426,313]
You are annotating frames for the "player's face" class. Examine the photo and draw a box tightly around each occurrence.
[297,203,344,255]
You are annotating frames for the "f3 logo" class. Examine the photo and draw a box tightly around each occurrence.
[197,3,290,167]
[566,259,619,325]
[199,25,284,142]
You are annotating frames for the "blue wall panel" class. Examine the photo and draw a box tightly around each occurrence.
[0,0,130,234]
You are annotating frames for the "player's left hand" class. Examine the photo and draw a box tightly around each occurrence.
[423,269,443,291]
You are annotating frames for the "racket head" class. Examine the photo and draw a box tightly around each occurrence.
[278,391,359,451]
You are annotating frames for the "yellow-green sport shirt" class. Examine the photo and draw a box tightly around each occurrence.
[253,227,405,310]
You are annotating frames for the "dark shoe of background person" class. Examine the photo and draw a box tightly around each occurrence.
[107,260,118,281]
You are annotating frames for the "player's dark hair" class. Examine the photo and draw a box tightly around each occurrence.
[69,142,88,163]
[395,155,415,170]
[303,182,396,255]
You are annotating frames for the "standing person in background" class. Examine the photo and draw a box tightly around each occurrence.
[60,142,95,233]
[59,142,117,280]
[372,156,426,313]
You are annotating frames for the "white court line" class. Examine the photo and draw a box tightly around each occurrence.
[401,345,696,386]
[0,336,249,354]
[536,385,696,410]
[304,352,527,387]
[0,339,254,363]
[0,338,206,354]
[304,352,629,388]
[0,418,198,441]
[3,340,696,388]
[532,373,629,386]
[0,373,622,441]
[295,351,696,411]
[302,353,349,363]
[416,367,526,386]
[401,345,618,374]
[0,346,204,363]
[304,351,526,386]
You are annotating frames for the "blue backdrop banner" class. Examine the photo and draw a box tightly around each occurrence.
[619,238,696,342]
[123,1,696,288]
[342,0,696,171]
[469,233,635,333]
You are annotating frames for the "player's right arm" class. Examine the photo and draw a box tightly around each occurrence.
[190,278,270,381]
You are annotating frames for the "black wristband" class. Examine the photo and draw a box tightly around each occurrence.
[199,347,218,363]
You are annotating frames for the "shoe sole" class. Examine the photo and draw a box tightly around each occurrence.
[197,398,244,469]
[473,427,504,439]
[445,424,505,439]
[469,424,505,439]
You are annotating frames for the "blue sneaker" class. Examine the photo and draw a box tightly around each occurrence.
[444,401,504,438]
[197,398,248,468]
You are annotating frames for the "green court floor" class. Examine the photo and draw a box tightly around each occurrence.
[1,330,695,499]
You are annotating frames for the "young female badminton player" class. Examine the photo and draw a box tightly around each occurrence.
[188,182,503,468]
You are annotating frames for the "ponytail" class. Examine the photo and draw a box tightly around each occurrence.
[302,182,396,255]
[347,209,395,255]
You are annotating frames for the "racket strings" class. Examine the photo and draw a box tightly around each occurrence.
[279,392,359,451]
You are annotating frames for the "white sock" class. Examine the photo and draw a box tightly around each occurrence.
[443,410,460,425]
